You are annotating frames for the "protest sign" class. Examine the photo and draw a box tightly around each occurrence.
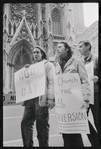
[14,61,45,103]
[85,61,94,104]
[54,73,90,134]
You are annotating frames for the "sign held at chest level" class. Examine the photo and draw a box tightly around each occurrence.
[14,61,45,103]
[54,73,89,134]
[19,67,35,80]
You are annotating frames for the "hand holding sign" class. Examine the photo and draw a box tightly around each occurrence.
[25,64,30,68]
[91,75,98,83]
[47,99,55,110]
[81,101,89,110]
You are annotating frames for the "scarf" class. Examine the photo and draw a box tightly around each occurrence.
[59,54,72,71]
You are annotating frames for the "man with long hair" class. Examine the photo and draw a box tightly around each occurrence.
[54,41,91,147]
[21,45,55,147]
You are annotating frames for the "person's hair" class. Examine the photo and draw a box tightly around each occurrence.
[32,46,48,60]
[79,40,92,51]
[58,41,73,57]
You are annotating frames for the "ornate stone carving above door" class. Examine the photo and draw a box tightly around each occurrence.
[11,3,37,21]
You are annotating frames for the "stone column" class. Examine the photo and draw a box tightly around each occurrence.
[5,4,11,34]
[47,34,54,61]
[5,64,11,93]
[11,65,15,92]
[37,3,42,38]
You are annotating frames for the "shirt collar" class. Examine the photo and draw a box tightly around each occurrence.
[83,53,92,63]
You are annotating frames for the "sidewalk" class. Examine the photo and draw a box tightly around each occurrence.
[3,134,63,147]
[3,134,91,147]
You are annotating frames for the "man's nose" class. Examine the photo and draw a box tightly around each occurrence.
[78,48,81,52]
[56,48,59,52]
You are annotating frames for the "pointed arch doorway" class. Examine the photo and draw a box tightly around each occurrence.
[14,46,31,72]
[8,39,33,93]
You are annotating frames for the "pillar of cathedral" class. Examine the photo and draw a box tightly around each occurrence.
[5,64,11,93]
[11,66,15,92]
[47,34,54,61]
[37,4,42,38]
[5,4,11,34]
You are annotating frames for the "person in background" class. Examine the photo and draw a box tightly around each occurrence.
[54,41,91,147]
[78,40,99,146]
[21,45,55,147]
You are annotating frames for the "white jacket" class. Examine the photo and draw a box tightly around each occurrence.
[39,59,55,106]
[55,56,91,106]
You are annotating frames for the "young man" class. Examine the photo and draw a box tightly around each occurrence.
[78,40,99,146]
[21,45,55,147]
[54,42,91,147]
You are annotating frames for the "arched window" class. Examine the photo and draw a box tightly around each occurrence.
[48,18,51,32]
[42,9,45,21]
[41,3,45,21]
[8,21,12,35]
[43,26,47,38]
[14,47,31,72]
[31,25,34,36]
[13,22,16,35]
[4,14,7,27]
[35,25,38,38]
[51,8,61,35]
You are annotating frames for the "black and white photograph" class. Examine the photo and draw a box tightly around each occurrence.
[3,3,99,147]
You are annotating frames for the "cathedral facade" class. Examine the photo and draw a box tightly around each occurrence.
[3,3,85,94]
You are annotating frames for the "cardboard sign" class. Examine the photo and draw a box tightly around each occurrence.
[14,61,45,103]
[85,61,94,104]
[54,73,90,134]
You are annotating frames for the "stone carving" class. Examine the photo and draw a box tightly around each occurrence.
[59,3,65,7]
[51,8,60,22]
[11,3,36,21]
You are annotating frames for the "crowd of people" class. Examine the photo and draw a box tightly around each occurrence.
[19,40,99,147]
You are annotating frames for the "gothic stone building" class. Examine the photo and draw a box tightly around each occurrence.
[3,3,84,94]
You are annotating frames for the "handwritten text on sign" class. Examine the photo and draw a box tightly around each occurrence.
[14,61,45,103]
[54,73,89,134]
[85,61,94,104]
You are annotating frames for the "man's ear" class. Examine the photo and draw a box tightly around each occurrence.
[41,52,43,56]
[41,52,44,59]
[65,48,68,51]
